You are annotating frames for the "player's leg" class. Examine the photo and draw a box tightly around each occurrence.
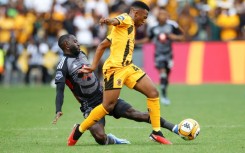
[89,121,130,145]
[159,67,171,105]
[78,68,122,135]
[78,90,120,132]
[113,99,179,135]
[132,74,172,144]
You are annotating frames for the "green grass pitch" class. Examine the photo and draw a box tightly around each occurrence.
[0,84,245,153]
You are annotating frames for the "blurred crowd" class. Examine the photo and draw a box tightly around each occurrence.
[0,0,245,85]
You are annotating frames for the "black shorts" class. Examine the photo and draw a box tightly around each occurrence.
[81,98,132,126]
[155,54,173,69]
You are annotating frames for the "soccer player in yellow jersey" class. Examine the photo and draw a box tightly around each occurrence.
[68,1,172,145]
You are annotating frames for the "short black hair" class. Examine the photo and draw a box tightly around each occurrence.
[131,1,150,11]
[58,34,70,50]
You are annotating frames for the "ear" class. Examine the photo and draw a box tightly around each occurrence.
[64,41,69,49]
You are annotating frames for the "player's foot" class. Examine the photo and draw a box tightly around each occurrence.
[67,124,83,146]
[149,130,172,145]
[161,97,171,105]
[107,133,130,144]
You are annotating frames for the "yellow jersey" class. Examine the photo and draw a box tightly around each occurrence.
[104,13,135,69]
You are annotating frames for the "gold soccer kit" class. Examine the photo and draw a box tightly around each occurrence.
[103,13,145,90]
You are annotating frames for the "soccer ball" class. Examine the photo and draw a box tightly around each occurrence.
[178,118,200,140]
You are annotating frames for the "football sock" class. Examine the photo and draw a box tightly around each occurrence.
[148,117,175,132]
[160,72,168,97]
[160,118,175,131]
[73,125,83,140]
[79,104,108,132]
[147,97,161,132]
[172,125,179,135]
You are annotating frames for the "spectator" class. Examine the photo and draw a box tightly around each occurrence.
[216,4,240,41]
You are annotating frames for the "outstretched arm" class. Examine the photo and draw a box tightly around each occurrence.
[52,82,65,124]
[79,39,111,73]
[100,17,120,26]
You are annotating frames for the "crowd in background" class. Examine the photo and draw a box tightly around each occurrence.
[0,0,245,85]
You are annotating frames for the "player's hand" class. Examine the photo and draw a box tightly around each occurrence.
[52,111,63,124]
[99,17,109,25]
[78,65,94,73]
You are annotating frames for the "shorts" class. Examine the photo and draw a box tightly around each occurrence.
[103,63,146,90]
[155,54,173,69]
[81,98,132,126]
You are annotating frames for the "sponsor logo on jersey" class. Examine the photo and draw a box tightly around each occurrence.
[55,71,63,80]
[118,16,125,20]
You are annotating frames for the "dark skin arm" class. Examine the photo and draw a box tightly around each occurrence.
[79,39,111,73]
[52,82,65,124]
[99,17,119,26]
[79,17,118,73]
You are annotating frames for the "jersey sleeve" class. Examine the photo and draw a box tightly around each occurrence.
[148,26,155,40]
[168,20,182,35]
[55,57,67,84]
[115,13,130,26]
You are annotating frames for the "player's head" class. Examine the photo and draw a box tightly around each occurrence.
[58,34,80,56]
[157,7,169,25]
[130,1,149,27]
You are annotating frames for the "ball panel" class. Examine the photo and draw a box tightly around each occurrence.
[178,118,200,140]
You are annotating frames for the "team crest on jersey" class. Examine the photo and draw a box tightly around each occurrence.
[118,16,125,20]
[117,79,122,86]
[55,71,63,80]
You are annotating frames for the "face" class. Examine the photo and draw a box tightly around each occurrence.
[67,36,80,56]
[158,9,168,24]
[134,9,148,27]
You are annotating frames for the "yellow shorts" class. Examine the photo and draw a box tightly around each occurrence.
[103,63,146,90]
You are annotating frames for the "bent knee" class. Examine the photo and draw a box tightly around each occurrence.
[147,89,159,98]
[103,101,117,112]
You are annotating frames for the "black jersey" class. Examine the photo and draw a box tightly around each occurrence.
[149,20,182,56]
[55,51,102,112]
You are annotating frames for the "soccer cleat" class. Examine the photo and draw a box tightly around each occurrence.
[161,97,171,105]
[107,133,131,144]
[67,124,83,146]
[149,130,172,145]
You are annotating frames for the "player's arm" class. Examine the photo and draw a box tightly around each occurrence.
[100,17,119,26]
[167,24,184,41]
[79,39,111,73]
[135,26,154,45]
[52,82,65,124]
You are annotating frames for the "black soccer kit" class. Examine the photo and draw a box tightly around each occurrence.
[54,52,131,124]
[149,20,182,69]
[149,20,182,99]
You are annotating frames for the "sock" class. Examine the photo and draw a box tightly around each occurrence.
[149,117,175,132]
[172,124,179,135]
[147,97,161,131]
[160,72,168,97]
[79,104,108,132]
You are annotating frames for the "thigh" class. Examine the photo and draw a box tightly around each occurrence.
[102,89,121,111]
[124,64,146,89]
[133,74,159,98]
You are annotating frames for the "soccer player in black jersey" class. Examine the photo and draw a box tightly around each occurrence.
[53,34,180,146]
[137,7,184,105]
